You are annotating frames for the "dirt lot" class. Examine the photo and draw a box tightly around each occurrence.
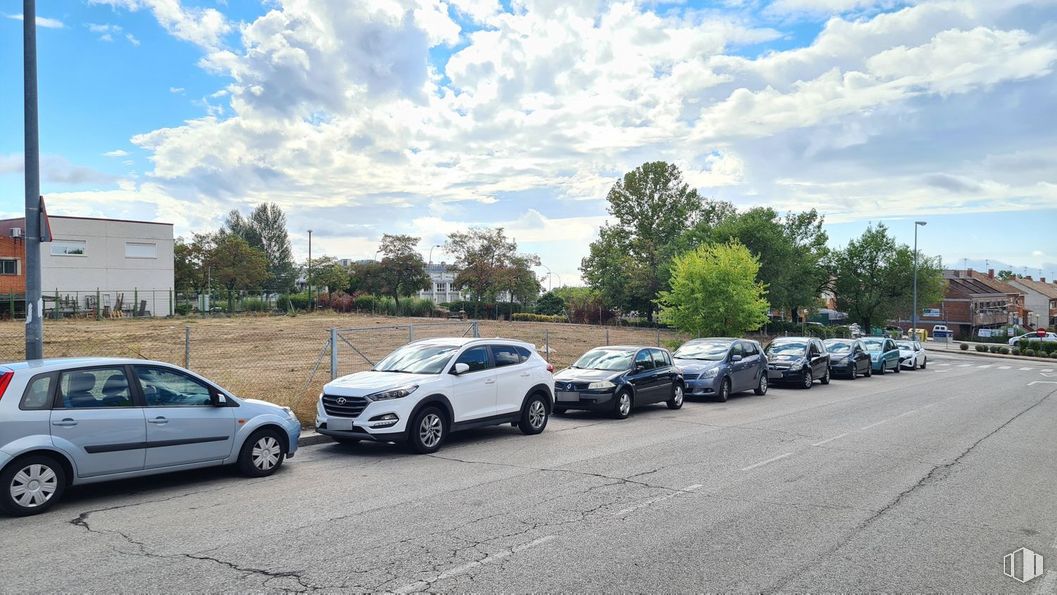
[0,313,687,424]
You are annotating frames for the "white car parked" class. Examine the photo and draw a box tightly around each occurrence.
[895,340,927,370]
[1008,332,1057,347]
[316,338,554,453]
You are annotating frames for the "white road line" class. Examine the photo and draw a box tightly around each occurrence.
[958,364,973,367]
[934,369,950,373]
[895,409,918,418]
[1020,367,1035,371]
[1042,369,1054,373]
[741,452,793,472]
[999,366,1012,370]
[976,365,993,369]
[1032,570,1056,595]
[861,419,890,431]
[811,433,849,447]
[396,535,556,593]
[937,363,952,366]
[613,484,702,516]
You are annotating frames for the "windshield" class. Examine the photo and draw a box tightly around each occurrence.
[767,341,807,356]
[372,343,460,374]
[673,341,730,361]
[862,339,884,351]
[572,348,635,371]
[896,342,913,350]
[825,341,852,353]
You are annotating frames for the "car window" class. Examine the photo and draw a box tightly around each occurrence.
[20,374,54,410]
[135,366,214,407]
[491,345,522,368]
[635,350,655,370]
[454,346,493,373]
[650,349,667,368]
[731,343,745,358]
[743,342,759,357]
[663,351,672,366]
[514,346,532,363]
[59,367,134,408]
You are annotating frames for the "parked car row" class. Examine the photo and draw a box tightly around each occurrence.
[0,333,930,516]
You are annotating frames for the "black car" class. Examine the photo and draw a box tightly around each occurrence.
[765,337,831,389]
[552,346,684,419]
[824,338,872,379]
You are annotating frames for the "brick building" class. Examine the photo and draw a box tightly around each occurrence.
[904,269,1021,339]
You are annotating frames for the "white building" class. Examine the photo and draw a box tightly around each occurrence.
[1,215,175,317]
[418,262,466,304]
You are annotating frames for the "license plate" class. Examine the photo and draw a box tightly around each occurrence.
[326,418,355,431]
[556,391,580,402]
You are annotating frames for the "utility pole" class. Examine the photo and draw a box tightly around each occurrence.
[912,221,927,341]
[307,229,313,311]
[23,0,43,360]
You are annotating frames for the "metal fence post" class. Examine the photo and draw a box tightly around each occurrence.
[330,327,339,380]
[409,322,414,343]
[545,328,550,361]
[473,321,480,338]
[605,328,609,346]
[184,326,190,368]
[656,326,661,347]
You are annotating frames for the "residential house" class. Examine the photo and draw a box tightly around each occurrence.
[909,269,1020,339]
[1008,276,1057,328]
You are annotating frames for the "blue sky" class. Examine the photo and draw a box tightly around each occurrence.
[2,0,1056,284]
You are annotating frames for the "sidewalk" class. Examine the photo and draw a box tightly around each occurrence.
[927,342,1057,364]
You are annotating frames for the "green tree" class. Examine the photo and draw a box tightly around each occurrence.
[535,291,566,316]
[205,235,270,312]
[553,286,611,324]
[305,256,350,297]
[174,232,215,292]
[377,234,430,306]
[225,203,296,293]
[832,224,945,332]
[581,161,709,321]
[657,241,770,336]
[350,260,387,295]
[997,269,1015,281]
[445,227,541,313]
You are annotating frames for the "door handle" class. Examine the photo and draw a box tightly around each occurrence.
[484,378,496,385]
[52,418,77,427]
[520,372,531,377]
[148,416,169,425]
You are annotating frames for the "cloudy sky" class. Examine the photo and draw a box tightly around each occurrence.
[2,0,1056,285]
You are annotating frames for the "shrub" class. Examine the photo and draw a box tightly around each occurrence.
[1051,352,1057,359]
[281,293,310,311]
[988,345,1000,353]
[960,343,969,351]
[174,303,193,316]
[1012,348,1021,356]
[353,294,377,312]
[534,292,566,316]
[999,347,1009,354]
[975,345,988,352]
[512,313,567,323]
[241,297,270,312]
[1024,348,1036,357]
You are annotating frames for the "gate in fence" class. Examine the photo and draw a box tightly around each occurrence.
[301,320,481,393]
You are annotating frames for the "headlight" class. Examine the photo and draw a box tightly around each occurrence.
[366,385,419,401]
[701,368,719,378]
[789,362,804,371]
[587,381,615,390]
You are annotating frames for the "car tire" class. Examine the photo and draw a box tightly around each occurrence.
[716,378,730,402]
[921,357,927,369]
[553,406,567,415]
[893,360,901,373]
[0,455,66,517]
[331,437,360,446]
[877,363,885,375]
[820,368,831,385]
[518,393,550,435]
[754,374,768,395]
[409,406,447,454]
[667,383,685,409]
[613,390,633,419]
[238,428,287,477]
[865,364,872,378]
[801,370,813,389]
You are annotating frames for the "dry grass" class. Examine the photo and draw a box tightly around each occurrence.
[0,313,687,424]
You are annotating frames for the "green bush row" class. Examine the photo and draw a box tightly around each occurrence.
[511,313,568,323]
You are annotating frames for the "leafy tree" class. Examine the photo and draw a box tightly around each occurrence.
[305,256,350,297]
[445,227,541,315]
[225,203,296,293]
[582,161,709,321]
[205,235,270,312]
[553,287,613,324]
[997,269,1015,281]
[832,224,946,332]
[535,291,566,316]
[377,234,430,306]
[174,233,215,292]
[657,241,770,336]
[350,260,387,295]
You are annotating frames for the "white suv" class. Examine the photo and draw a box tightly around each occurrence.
[316,338,554,453]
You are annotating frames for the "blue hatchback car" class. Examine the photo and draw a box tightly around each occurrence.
[673,338,768,401]
[0,358,301,516]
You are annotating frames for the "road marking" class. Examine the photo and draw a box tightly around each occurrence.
[613,484,702,516]
[934,369,950,373]
[998,366,1012,370]
[741,452,793,472]
[1028,381,1057,386]
[937,363,951,366]
[1032,571,1056,595]
[895,409,918,418]
[811,433,849,447]
[396,535,556,593]
[1042,369,1054,373]
[861,419,890,430]
[976,365,993,369]
[958,364,973,367]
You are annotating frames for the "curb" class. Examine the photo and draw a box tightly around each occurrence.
[932,349,1057,364]
[297,431,333,447]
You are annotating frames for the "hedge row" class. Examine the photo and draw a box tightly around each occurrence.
[511,313,568,323]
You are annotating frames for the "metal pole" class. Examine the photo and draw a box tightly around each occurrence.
[184,326,190,368]
[912,221,926,341]
[307,229,313,311]
[330,327,338,380]
[23,0,43,360]
[544,328,550,361]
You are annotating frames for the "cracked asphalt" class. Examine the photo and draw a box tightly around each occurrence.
[2,351,1056,592]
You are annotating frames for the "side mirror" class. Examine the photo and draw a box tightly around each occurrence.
[731,354,743,363]
[452,362,470,375]
[634,363,646,373]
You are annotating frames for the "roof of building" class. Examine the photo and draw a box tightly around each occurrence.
[0,215,173,237]
[943,271,1011,299]
[963,269,1021,295]
[1011,277,1057,299]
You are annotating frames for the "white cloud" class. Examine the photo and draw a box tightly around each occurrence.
[126,33,141,46]
[6,13,65,28]
[103,149,130,157]
[89,0,231,50]
[169,87,185,94]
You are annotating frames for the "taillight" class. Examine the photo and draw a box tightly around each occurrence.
[0,371,13,400]
[546,363,555,374]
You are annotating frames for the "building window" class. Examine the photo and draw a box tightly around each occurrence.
[0,259,18,275]
[125,242,157,259]
[50,240,86,256]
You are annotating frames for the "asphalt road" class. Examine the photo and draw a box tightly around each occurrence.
[3,351,1056,593]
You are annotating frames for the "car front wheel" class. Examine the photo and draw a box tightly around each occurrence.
[802,370,813,389]
[667,383,685,409]
[920,357,927,369]
[820,368,831,385]
[716,378,731,402]
[409,407,447,454]
[613,390,633,419]
[238,429,287,477]
[0,455,66,517]
[518,394,550,435]
[754,374,768,395]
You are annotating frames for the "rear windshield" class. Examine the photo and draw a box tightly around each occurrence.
[767,341,807,355]
[673,341,730,361]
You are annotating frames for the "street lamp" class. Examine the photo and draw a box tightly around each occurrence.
[307,229,313,311]
[428,244,443,265]
[912,221,927,340]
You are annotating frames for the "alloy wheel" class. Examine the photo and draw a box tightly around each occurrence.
[251,437,281,471]
[420,413,443,448]
[528,400,546,429]
[618,393,632,417]
[10,463,59,509]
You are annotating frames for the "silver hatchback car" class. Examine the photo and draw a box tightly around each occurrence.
[0,358,301,516]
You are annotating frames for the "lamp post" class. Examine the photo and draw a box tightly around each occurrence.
[307,229,313,311]
[912,221,927,340]
[23,0,43,360]
[427,244,442,265]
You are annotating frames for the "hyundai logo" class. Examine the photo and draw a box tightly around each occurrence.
[336,397,347,406]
